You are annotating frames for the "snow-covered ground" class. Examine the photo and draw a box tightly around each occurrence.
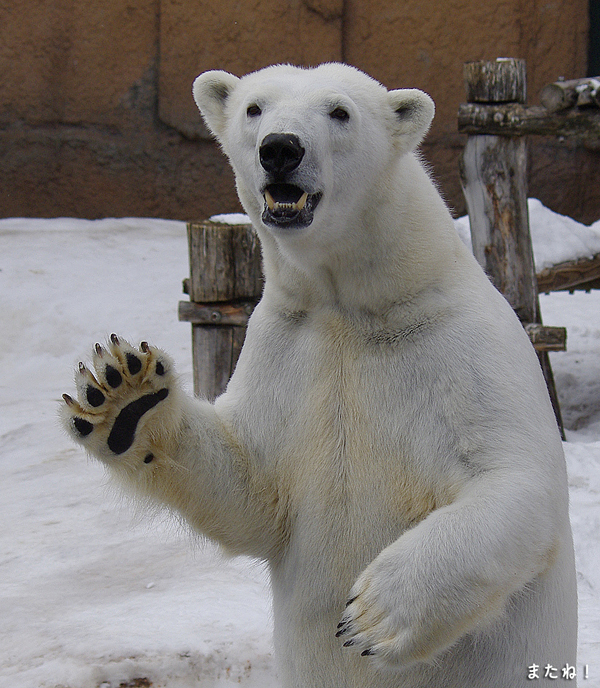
[1,204,599,687]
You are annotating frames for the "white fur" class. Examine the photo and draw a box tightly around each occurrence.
[66,64,577,687]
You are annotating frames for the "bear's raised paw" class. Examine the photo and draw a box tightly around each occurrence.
[61,335,180,470]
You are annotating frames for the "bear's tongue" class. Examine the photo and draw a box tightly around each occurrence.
[264,184,308,214]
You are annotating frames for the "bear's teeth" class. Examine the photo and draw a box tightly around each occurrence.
[265,189,275,210]
[264,190,309,213]
[295,192,308,211]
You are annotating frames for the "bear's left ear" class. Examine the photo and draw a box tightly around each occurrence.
[387,89,435,152]
[193,70,240,142]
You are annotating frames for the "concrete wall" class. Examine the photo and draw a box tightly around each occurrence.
[1,0,597,222]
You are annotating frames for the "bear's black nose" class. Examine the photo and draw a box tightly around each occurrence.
[259,133,305,178]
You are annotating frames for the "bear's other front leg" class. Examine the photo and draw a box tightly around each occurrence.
[337,476,568,672]
[61,335,183,479]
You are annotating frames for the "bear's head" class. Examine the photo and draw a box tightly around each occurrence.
[193,63,434,240]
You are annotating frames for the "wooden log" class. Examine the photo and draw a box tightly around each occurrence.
[187,220,263,302]
[181,220,264,399]
[540,77,600,112]
[459,58,564,436]
[458,102,600,146]
[463,58,527,104]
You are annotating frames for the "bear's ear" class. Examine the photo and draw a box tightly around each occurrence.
[193,70,240,141]
[387,89,435,152]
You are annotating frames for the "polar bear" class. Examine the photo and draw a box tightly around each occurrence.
[62,63,577,687]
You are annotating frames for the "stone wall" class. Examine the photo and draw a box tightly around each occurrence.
[1,0,597,222]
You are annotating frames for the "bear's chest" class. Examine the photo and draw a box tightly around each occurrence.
[269,314,461,523]
[229,304,467,532]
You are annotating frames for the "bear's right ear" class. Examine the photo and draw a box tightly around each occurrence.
[193,71,240,141]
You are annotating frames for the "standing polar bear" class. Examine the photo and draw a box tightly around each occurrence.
[62,63,577,687]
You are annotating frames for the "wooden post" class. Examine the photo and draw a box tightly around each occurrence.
[179,220,263,400]
[460,59,538,322]
[459,58,565,437]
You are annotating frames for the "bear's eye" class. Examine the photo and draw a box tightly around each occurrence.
[329,106,349,122]
[329,107,350,122]
[247,104,262,117]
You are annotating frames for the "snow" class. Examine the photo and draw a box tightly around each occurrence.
[454,198,600,271]
[1,204,599,687]
[209,213,251,225]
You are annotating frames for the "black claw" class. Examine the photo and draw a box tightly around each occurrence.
[111,334,120,345]
[86,385,105,408]
[95,343,103,356]
[126,353,142,375]
[346,596,358,607]
[78,362,86,373]
[343,639,355,647]
[361,649,375,657]
[105,365,122,388]
[73,417,93,437]
[336,619,351,637]
[140,341,150,354]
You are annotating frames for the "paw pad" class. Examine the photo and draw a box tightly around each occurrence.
[107,388,169,454]
[73,417,94,437]
[126,352,142,375]
[105,365,123,388]
[86,385,105,408]
[62,336,173,462]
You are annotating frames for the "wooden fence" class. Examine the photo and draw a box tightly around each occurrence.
[459,58,600,436]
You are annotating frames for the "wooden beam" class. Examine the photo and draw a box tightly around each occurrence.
[458,103,600,146]
[537,254,600,293]
[178,300,256,326]
[524,324,567,352]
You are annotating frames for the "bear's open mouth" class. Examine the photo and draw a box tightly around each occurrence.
[262,184,321,229]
